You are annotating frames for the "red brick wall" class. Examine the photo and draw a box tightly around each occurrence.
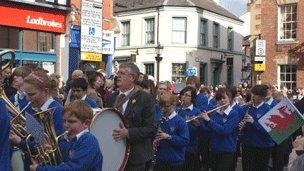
[260,0,304,88]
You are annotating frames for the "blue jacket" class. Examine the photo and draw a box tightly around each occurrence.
[0,99,11,171]
[37,132,103,171]
[177,106,201,154]
[207,97,217,111]
[83,96,98,108]
[202,108,240,152]
[240,103,275,148]
[195,93,209,112]
[156,113,189,165]
[9,92,29,111]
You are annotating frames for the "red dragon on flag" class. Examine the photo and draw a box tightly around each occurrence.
[265,106,295,131]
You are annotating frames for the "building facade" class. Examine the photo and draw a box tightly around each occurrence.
[0,0,69,75]
[253,0,304,89]
[113,0,244,85]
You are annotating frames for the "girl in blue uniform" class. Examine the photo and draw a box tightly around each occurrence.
[154,92,189,171]
[240,85,275,171]
[200,88,240,171]
[178,86,201,171]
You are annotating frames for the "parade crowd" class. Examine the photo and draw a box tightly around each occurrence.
[1,62,304,171]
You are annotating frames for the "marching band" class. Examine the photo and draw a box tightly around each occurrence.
[1,51,304,171]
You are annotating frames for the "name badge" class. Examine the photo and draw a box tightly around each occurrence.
[170,127,176,132]
[223,118,227,123]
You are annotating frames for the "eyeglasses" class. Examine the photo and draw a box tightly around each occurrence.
[117,71,133,76]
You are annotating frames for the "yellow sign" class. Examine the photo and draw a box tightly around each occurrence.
[81,52,102,61]
[254,64,266,71]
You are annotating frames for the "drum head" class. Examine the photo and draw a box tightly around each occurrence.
[90,108,129,171]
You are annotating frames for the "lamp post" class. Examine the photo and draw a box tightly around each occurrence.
[155,43,163,82]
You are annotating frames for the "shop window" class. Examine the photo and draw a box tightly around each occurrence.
[172,63,186,83]
[0,26,19,49]
[23,30,55,52]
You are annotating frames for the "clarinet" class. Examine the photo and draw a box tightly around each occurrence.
[238,103,252,137]
[151,116,166,166]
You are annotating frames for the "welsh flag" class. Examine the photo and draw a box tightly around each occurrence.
[258,96,304,144]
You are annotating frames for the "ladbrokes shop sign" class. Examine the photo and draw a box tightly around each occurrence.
[0,3,66,33]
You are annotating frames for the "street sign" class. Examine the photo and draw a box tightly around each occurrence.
[255,56,266,62]
[102,30,115,54]
[256,39,266,56]
[186,67,197,76]
[254,63,266,71]
[81,0,102,61]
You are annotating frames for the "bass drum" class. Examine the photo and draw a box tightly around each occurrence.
[90,108,130,171]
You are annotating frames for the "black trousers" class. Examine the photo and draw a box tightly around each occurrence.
[198,134,211,169]
[272,137,292,171]
[209,151,235,171]
[183,152,200,171]
[242,145,272,171]
[154,160,183,171]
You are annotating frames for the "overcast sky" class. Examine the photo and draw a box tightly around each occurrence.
[219,0,247,17]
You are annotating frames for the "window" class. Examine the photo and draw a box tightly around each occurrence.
[144,63,154,76]
[279,4,297,40]
[23,30,55,52]
[280,64,296,89]
[145,18,155,45]
[227,27,233,51]
[255,24,261,30]
[200,19,208,46]
[0,26,19,49]
[172,63,186,83]
[227,58,233,85]
[121,21,130,46]
[213,22,220,48]
[172,17,187,44]
[38,32,47,51]
[255,14,261,20]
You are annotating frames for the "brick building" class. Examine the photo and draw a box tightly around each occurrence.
[250,0,304,89]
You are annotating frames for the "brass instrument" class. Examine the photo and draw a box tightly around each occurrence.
[186,103,230,123]
[0,49,62,166]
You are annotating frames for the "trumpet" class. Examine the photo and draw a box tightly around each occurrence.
[186,103,230,123]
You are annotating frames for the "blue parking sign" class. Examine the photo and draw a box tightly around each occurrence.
[186,68,197,76]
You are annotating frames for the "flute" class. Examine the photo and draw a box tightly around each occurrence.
[186,103,229,123]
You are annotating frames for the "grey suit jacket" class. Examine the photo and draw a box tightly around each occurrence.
[106,89,157,165]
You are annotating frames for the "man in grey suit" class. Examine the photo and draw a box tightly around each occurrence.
[106,62,157,171]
